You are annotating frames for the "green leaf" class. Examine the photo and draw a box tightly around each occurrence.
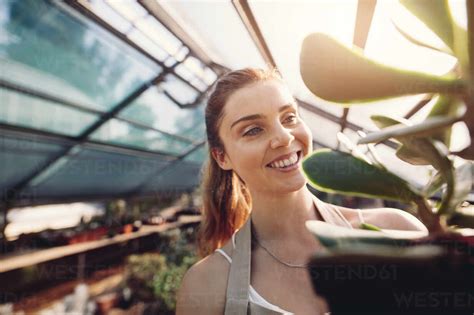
[468,0,474,80]
[392,18,453,54]
[398,139,454,216]
[360,222,383,231]
[302,149,421,202]
[441,159,472,215]
[358,112,463,145]
[300,33,466,103]
[371,115,412,129]
[396,145,431,165]
[453,19,469,75]
[423,171,444,197]
[359,123,456,217]
[357,130,388,170]
[399,0,454,49]
[426,95,461,147]
[399,138,452,171]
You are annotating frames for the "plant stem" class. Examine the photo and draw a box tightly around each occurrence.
[413,197,446,234]
[459,91,474,160]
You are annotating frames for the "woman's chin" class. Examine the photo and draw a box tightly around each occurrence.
[273,177,308,194]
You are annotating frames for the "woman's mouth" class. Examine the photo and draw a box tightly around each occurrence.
[266,150,302,172]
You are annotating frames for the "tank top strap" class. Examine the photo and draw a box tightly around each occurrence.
[224,215,252,315]
[312,195,353,229]
[357,209,365,224]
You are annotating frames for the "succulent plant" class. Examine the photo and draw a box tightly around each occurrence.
[300,0,473,234]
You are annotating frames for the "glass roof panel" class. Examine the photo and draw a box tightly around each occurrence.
[105,0,148,22]
[20,147,171,199]
[180,121,206,143]
[138,161,202,194]
[0,0,160,112]
[118,86,205,141]
[0,87,98,136]
[175,56,213,92]
[90,118,193,155]
[161,74,200,105]
[158,0,266,69]
[0,136,66,195]
[249,0,358,117]
[134,14,183,58]
[127,28,169,61]
[183,145,207,164]
[85,0,132,33]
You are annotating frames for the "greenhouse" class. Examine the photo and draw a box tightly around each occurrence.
[0,0,473,314]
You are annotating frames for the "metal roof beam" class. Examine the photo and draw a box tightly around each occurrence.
[232,0,277,68]
[338,0,377,141]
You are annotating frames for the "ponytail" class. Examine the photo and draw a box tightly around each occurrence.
[197,155,251,257]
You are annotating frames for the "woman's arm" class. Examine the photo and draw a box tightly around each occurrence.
[339,206,428,232]
[359,208,428,232]
[176,252,229,315]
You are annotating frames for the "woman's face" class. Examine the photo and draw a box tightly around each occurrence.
[214,79,313,195]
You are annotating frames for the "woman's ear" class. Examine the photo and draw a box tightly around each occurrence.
[211,148,233,170]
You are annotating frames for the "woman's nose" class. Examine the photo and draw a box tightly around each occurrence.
[270,125,295,149]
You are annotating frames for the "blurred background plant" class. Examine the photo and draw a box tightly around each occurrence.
[122,227,197,314]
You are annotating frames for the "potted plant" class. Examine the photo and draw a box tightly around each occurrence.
[299,0,473,314]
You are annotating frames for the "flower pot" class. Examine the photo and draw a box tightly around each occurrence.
[308,235,474,315]
[96,292,119,315]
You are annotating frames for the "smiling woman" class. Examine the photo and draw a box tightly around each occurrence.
[175,68,427,315]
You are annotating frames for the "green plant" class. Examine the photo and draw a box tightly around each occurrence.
[300,0,473,234]
[125,253,167,302]
[152,255,197,312]
[123,227,198,313]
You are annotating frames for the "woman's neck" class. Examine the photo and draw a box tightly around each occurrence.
[249,187,320,245]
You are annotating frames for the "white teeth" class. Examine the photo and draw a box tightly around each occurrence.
[269,152,299,168]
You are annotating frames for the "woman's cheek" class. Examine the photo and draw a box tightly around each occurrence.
[296,123,312,154]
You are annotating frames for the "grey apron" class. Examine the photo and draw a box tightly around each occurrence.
[223,195,353,315]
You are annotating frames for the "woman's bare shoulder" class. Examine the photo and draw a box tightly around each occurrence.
[338,206,428,232]
[176,240,234,315]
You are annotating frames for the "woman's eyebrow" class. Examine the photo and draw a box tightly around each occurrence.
[230,103,296,130]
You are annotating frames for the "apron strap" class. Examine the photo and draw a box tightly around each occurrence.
[224,215,252,315]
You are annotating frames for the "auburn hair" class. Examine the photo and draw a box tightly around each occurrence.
[197,67,283,257]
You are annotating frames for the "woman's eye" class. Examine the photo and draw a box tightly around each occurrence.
[243,127,262,137]
[285,114,297,123]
